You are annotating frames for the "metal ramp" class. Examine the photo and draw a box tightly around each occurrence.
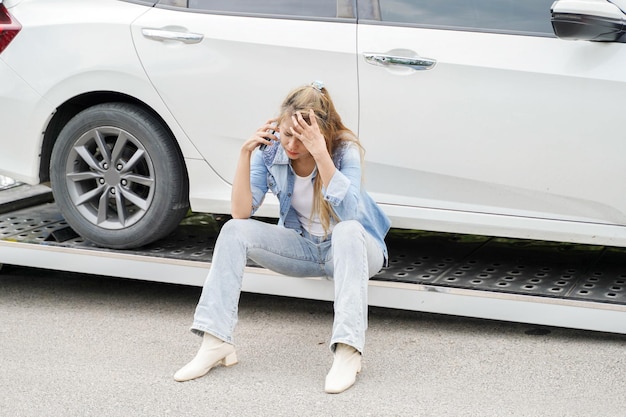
[1,185,625,334]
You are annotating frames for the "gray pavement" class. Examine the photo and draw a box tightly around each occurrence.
[1,265,625,417]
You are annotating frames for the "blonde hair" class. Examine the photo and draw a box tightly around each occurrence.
[277,83,363,236]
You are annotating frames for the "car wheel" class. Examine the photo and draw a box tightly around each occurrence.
[50,102,189,249]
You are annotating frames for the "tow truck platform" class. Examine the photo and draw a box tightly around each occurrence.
[1,183,625,334]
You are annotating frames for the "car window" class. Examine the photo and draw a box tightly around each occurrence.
[369,0,555,35]
[182,0,339,18]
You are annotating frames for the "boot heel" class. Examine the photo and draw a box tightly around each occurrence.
[222,351,238,367]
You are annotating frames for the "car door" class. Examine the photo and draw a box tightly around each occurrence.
[357,0,626,229]
[131,0,359,184]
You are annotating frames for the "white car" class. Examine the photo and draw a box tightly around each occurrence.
[1,0,626,249]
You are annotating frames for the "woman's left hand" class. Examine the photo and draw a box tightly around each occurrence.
[290,109,328,160]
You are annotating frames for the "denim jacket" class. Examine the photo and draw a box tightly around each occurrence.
[249,140,391,261]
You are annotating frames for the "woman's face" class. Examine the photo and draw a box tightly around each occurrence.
[278,116,312,161]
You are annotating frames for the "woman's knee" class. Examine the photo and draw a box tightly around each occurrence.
[220,218,249,234]
[331,220,364,243]
[216,218,260,247]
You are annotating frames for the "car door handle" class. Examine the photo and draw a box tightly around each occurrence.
[141,28,204,44]
[364,53,436,70]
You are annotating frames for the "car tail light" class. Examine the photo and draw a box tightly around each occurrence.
[0,4,21,54]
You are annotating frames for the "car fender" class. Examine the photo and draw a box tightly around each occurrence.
[40,70,204,162]
[2,0,204,183]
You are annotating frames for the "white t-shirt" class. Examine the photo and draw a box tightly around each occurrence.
[291,170,334,236]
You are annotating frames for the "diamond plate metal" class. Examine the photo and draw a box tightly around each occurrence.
[568,247,626,304]
[2,203,626,305]
[0,203,67,243]
[375,231,489,284]
[432,238,602,298]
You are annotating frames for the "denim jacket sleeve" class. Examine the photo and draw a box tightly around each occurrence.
[324,142,391,262]
[249,149,269,216]
[322,143,362,220]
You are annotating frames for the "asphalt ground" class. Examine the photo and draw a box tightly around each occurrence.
[1,265,625,417]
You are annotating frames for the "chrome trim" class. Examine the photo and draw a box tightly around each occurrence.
[141,28,204,44]
[364,52,437,70]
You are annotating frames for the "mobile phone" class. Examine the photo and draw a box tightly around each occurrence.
[259,129,275,150]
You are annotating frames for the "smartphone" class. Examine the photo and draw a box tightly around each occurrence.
[259,129,275,150]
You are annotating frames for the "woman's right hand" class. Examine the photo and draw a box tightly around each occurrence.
[241,119,278,153]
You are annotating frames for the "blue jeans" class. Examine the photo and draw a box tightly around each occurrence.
[191,218,384,353]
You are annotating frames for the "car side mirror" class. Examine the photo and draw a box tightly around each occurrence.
[551,0,626,42]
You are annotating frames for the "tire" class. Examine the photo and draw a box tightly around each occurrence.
[50,103,189,249]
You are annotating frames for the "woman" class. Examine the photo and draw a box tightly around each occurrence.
[174,81,391,394]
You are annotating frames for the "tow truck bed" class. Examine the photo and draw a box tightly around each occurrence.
[1,184,625,334]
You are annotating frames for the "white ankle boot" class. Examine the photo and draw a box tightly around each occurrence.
[324,343,362,394]
[174,333,237,382]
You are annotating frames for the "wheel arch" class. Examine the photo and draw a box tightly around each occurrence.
[39,91,188,185]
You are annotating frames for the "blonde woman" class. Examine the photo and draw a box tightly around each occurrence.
[175,81,390,394]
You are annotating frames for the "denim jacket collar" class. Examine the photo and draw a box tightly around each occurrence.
[263,141,289,166]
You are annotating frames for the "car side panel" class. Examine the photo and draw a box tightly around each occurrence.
[358,25,626,227]
[132,8,358,184]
